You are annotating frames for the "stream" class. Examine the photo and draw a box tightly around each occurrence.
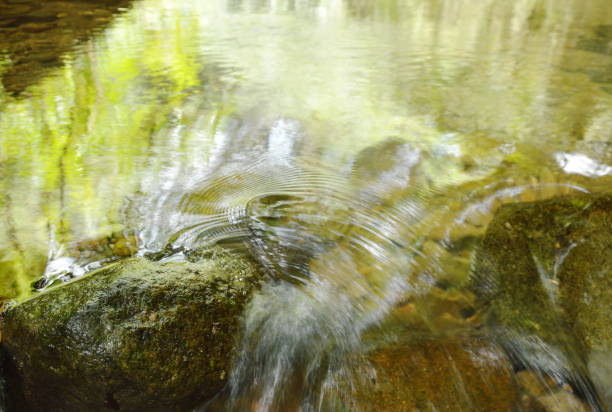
[0,0,611,411]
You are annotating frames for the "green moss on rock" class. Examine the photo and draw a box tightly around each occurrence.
[2,247,265,412]
[470,194,611,407]
[472,194,611,351]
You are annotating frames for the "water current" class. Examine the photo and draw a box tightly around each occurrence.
[0,0,611,410]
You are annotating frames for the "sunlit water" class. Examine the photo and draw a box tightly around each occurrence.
[0,0,611,410]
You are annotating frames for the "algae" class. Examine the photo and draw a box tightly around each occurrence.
[2,247,265,412]
[470,194,611,408]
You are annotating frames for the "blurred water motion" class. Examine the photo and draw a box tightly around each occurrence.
[0,0,611,410]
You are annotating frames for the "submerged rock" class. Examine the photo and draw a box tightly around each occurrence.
[515,370,592,412]
[325,337,520,412]
[470,194,611,409]
[2,247,265,412]
[533,389,591,412]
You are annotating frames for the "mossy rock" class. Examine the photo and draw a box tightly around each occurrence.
[470,194,611,407]
[1,247,265,412]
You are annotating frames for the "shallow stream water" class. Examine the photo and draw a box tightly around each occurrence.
[0,0,611,410]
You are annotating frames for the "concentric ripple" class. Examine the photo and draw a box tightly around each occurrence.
[134,143,602,412]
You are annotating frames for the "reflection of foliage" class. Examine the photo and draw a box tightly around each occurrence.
[0,2,234,300]
[1,0,611,300]
[0,53,8,104]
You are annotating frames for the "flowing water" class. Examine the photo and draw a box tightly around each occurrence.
[0,0,611,410]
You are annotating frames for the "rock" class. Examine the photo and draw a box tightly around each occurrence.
[325,338,520,411]
[588,350,612,412]
[513,370,590,411]
[470,194,611,409]
[2,247,265,412]
[68,231,138,261]
[532,389,590,412]
[515,370,558,398]
[352,137,419,185]
[383,286,478,339]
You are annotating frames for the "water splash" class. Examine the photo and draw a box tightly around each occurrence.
[124,130,605,411]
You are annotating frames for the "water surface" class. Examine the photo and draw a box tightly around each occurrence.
[0,0,611,410]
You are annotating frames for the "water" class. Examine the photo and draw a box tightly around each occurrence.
[0,0,611,410]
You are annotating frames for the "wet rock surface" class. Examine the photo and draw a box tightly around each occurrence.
[471,194,612,409]
[342,194,611,412]
[516,370,591,412]
[327,337,520,412]
[1,247,265,412]
[31,231,140,290]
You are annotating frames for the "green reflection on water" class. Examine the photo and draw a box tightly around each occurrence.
[0,0,611,300]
